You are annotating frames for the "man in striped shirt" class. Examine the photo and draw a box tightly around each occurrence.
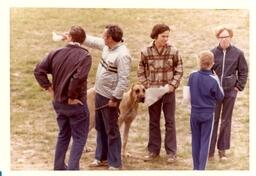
[84,24,131,170]
[137,24,183,163]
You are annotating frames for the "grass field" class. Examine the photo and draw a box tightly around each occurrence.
[10,8,249,170]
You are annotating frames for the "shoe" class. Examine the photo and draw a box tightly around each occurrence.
[167,154,177,163]
[143,152,159,161]
[208,153,214,157]
[108,166,121,170]
[219,150,228,161]
[89,159,108,167]
[208,153,214,160]
[208,153,214,161]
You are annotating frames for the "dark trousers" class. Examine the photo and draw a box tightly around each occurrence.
[148,92,176,155]
[52,101,89,170]
[191,112,214,170]
[94,93,122,168]
[209,90,237,155]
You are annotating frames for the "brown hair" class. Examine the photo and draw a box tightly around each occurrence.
[105,24,123,42]
[69,25,86,44]
[198,50,214,69]
[150,24,170,39]
[215,26,233,38]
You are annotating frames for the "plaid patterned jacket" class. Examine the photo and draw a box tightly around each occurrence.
[137,42,183,88]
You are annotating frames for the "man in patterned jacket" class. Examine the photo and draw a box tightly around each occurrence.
[137,23,183,163]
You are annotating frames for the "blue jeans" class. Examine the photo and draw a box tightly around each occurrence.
[52,101,89,170]
[94,93,122,168]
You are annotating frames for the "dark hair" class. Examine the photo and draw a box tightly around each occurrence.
[105,24,123,42]
[69,25,86,44]
[150,24,170,39]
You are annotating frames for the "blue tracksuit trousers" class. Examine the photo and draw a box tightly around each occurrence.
[190,112,214,170]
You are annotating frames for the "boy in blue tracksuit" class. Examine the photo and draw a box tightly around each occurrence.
[188,50,224,170]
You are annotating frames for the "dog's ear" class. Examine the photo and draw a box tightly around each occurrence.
[129,84,135,99]
[131,84,135,90]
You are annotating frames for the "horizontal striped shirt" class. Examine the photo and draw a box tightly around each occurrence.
[84,35,131,100]
[137,41,183,88]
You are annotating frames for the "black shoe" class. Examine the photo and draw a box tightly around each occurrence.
[208,153,214,160]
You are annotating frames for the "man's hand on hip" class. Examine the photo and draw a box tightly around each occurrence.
[68,98,83,105]
[47,86,54,98]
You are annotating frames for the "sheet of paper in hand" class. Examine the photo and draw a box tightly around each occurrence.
[182,86,191,104]
[145,84,169,106]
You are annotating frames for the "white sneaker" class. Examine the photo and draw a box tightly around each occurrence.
[89,159,108,167]
[108,166,120,170]
[220,156,228,161]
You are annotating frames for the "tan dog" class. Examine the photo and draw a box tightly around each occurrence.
[86,84,145,157]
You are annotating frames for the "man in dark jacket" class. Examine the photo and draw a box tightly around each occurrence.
[209,26,248,160]
[34,25,92,170]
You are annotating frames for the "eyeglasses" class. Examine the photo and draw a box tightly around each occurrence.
[218,35,230,39]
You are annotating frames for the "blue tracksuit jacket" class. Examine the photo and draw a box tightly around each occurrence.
[188,69,224,113]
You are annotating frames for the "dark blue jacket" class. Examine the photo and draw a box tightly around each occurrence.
[211,45,248,91]
[188,69,224,113]
[34,44,92,104]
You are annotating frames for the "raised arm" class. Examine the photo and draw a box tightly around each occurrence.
[84,35,105,51]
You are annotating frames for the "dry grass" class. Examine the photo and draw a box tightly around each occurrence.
[10,8,249,170]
